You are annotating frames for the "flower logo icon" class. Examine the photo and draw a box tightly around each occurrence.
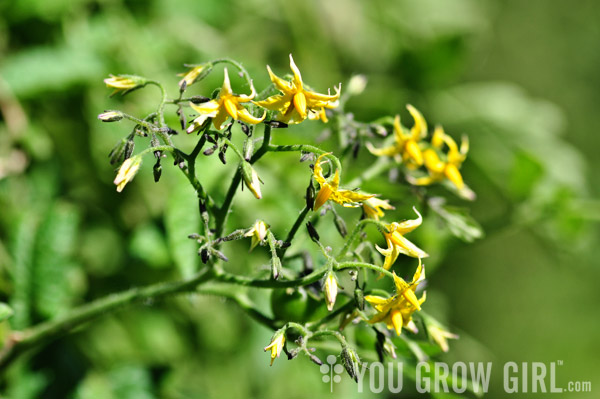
[320,355,344,391]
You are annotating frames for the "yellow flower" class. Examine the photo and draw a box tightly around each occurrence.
[104,75,146,95]
[376,207,428,270]
[264,331,285,366]
[312,153,374,211]
[367,105,427,169]
[363,197,395,220]
[244,220,269,251]
[410,126,473,199]
[364,262,426,335]
[254,54,341,124]
[189,68,265,130]
[113,156,142,192]
[428,324,459,353]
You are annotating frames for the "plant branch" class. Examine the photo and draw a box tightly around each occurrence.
[0,267,214,371]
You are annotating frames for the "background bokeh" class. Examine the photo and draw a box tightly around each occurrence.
[1,0,599,398]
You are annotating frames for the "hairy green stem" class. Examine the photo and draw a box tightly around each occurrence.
[213,266,328,288]
[0,267,214,371]
[347,157,393,187]
[336,261,394,279]
[267,144,341,171]
[336,218,388,258]
[277,205,310,259]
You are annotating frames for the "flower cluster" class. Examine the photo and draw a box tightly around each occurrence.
[368,105,474,200]
[101,55,468,375]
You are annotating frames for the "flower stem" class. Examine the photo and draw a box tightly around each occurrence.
[213,266,328,288]
[277,205,310,258]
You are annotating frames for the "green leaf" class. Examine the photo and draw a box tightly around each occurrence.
[0,45,103,97]
[109,365,156,399]
[33,202,81,319]
[9,214,38,329]
[509,151,544,200]
[129,223,171,269]
[164,173,200,278]
[429,197,484,243]
[0,302,14,322]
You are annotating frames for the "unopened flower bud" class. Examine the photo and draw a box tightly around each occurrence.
[113,156,142,192]
[189,95,211,104]
[244,220,269,251]
[305,178,315,210]
[265,120,288,129]
[124,139,135,160]
[153,159,162,182]
[108,138,127,165]
[200,248,210,264]
[241,161,262,199]
[264,330,286,366]
[354,287,364,310]
[333,212,347,237]
[218,144,228,164]
[341,347,361,382]
[306,221,320,242]
[98,110,124,122]
[178,63,213,90]
[104,74,147,95]
[243,137,254,161]
[347,75,367,96]
[323,271,338,311]
[308,353,323,365]
[271,255,282,280]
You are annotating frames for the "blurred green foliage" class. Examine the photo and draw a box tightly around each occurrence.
[0,0,599,398]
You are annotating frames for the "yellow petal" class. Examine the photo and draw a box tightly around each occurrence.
[254,94,291,111]
[236,107,266,125]
[431,126,445,149]
[293,92,307,119]
[407,104,428,140]
[390,207,423,234]
[390,309,403,335]
[366,142,399,157]
[389,231,429,258]
[212,107,229,130]
[221,68,233,96]
[334,190,375,206]
[393,272,410,293]
[312,153,330,185]
[444,164,464,190]
[331,169,340,190]
[314,184,332,210]
[190,100,220,115]
[289,54,304,90]
[364,295,390,306]
[423,149,446,173]
[266,65,293,93]
[304,84,341,103]
[404,140,423,166]
[223,98,238,120]
[402,289,421,311]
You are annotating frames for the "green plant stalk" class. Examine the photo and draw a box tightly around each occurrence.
[346,156,393,187]
[215,124,271,238]
[277,205,310,259]
[0,267,214,372]
[336,218,389,258]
